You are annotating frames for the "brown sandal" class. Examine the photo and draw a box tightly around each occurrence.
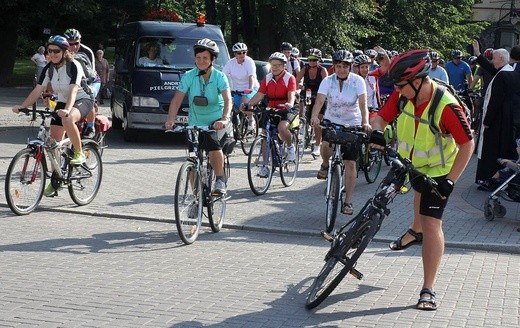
[317,164,329,180]
[341,202,353,215]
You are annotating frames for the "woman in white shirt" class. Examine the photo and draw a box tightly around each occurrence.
[310,49,370,215]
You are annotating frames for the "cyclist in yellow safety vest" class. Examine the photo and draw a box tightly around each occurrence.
[369,49,474,311]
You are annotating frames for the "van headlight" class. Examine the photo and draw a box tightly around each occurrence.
[132,96,160,107]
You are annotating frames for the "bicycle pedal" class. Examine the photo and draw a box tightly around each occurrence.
[349,267,363,280]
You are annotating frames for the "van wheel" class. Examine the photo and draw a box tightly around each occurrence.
[123,116,138,142]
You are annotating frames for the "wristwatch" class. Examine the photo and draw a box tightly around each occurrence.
[445,178,455,186]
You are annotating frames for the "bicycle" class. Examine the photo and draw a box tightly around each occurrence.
[246,105,300,195]
[356,130,382,183]
[45,93,111,156]
[170,125,231,245]
[231,90,259,155]
[5,108,103,215]
[305,147,443,309]
[298,90,316,160]
[320,120,365,233]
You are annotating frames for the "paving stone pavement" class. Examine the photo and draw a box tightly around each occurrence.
[0,87,520,326]
[0,209,519,327]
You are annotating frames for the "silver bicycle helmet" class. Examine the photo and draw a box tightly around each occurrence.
[308,48,322,60]
[354,54,371,66]
[291,47,300,56]
[365,49,377,58]
[333,49,354,63]
[64,28,81,40]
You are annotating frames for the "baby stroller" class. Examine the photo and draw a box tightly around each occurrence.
[483,160,520,221]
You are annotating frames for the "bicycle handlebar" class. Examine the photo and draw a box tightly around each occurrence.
[18,107,58,120]
[384,147,444,199]
[165,125,216,133]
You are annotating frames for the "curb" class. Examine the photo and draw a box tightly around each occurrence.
[3,203,519,254]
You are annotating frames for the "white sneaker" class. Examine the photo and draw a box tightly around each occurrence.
[311,146,320,157]
[258,166,270,178]
[287,145,296,161]
[247,119,256,131]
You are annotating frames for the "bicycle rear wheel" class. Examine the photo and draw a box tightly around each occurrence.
[240,113,259,155]
[175,162,203,245]
[364,146,382,183]
[280,134,299,187]
[325,164,341,233]
[306,209,380,309]
[68,144,103,206]
[207,165,226,232]
[247,137,274,195]
[5,148,45,215]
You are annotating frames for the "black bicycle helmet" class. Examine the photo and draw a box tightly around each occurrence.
[386,49,431,85]
[354,54,371,66]
[451,49,463,58]
[352,49,364,57]
[193,38,219,58]
[332,49,354,63]
[280,42,293,51]
[468,56,478,65]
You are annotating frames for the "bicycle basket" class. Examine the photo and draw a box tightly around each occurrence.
[322,127,359,145]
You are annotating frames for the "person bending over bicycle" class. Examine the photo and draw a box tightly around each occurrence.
[223,42,259,130]
[245,52,298,161]
[12,35,95,197]
[310,49,370,215]
[295,48,328,157]
[369,49,474,311]
[165,38,232,196]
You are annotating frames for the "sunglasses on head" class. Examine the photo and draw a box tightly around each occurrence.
[47,48,62,54]
[235,51,247,55]
[69,41,80,46]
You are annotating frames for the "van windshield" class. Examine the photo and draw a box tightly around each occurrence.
[136,37,227,70]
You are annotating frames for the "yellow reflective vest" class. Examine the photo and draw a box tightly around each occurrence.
[396,82,458,177]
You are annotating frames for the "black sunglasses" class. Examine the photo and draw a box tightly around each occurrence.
[69,41,80,46]
[235,51,247,55]
[47,48,62,54]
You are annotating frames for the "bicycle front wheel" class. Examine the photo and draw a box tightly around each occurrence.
[206,165,226,232]
[5,148,45,215]
[247,137,274,195]
[68,144,103,206]
[325,164,341,233]
[240,113,259,155]
[174,162,203,245]
[364,147,382,183]
[306,214,377,309]
[280,134,299,187]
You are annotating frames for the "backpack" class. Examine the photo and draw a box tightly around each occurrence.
[397,78,471,135]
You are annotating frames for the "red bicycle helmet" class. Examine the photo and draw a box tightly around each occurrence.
[484,48,493,60]
[386,49,431,85]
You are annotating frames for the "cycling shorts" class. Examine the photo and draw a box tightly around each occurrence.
[410,172,449,219]
[51,99,94,126]
[322,140,359,161]
[259,110,289,129]
[232,88,258,108]
[197,130,227,152]
[304,98,327,121]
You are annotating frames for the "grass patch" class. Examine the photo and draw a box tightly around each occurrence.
[10,59,36,87]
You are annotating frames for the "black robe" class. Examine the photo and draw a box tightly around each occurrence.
[476,68,520,182]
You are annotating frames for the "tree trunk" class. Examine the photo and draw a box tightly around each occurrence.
[205,0,217,24]
[239,0,256,57]
[230,0,238,44]
[0,6,20,86]
[257,2,275,60]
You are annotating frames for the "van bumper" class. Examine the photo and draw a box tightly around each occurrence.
[126,112,188,130]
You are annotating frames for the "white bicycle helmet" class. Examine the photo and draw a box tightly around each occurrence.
[291,47,300,56]
[308,48,322,60]
[269,52,287,63]
[232,42,247,52]
[193,38,219,57]
[365,49,377,58]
